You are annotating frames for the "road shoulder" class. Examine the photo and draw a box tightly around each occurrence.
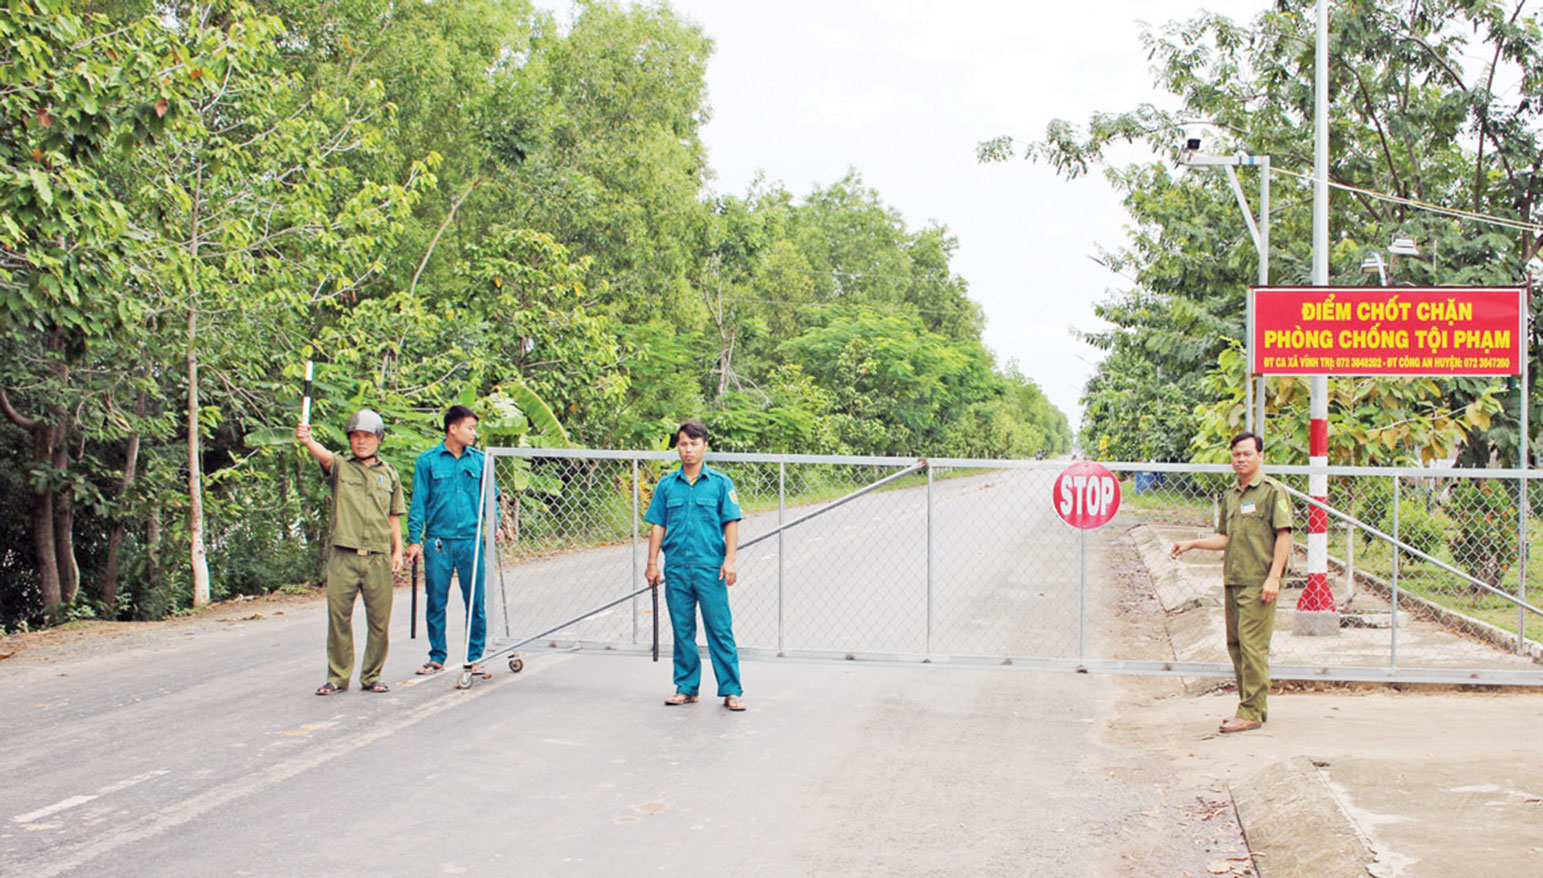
[1104,521,1543,878]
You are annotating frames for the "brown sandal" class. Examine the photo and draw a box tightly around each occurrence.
[664,692,699,706]
[724,695,746,711]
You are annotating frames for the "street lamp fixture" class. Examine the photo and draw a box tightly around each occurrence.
[1389,232,1420,256]
[1177,137,1271,433]
[1360,252,1388,286]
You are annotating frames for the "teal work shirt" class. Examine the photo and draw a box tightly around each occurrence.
[643,464,743,568]
[407,443,498,543]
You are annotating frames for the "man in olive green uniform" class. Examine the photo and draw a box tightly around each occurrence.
[297,409,405,695]
[1172,431,1293,733]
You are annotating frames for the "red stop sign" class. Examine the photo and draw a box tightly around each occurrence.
[1053,462,1121,529]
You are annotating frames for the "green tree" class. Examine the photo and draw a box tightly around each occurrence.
[122,6,428,606]
[0,1,237,617]
[982,0,1543,465]
[499,2,714,326]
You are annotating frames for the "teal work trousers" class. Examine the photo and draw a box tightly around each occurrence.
[664,566,741,697]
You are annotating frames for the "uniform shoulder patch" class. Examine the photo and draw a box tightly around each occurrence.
[728,488,739,505]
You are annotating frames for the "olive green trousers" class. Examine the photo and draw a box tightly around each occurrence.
[1224,582,1276,722]
[325,547,393,688]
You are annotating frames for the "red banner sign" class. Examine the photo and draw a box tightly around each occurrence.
[1250,286,1524,376]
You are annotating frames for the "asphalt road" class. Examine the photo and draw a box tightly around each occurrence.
[2,467,1158,877]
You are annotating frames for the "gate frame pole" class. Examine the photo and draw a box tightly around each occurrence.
[1518,292,1529,649]
[925,463,934,659]
[632,457,640,645]
[1079,528,1087,663]
[778,461,786,655]
[1391,475,1400,670]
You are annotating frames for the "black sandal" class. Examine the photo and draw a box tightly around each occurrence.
[361,681,389,693]
[315,682,342,696]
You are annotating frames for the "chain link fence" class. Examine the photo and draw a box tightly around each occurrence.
[465,450,1542,686]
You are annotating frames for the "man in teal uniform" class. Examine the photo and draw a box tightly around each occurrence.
[296,409,405,695]
[1172,431,1293,733]
[645,421,745,711]
[406,405,496,675]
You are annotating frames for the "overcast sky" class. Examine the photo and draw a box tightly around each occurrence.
[664,0,1272,428]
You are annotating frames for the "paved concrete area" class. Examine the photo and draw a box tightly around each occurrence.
[1122,522,1543,877]
[1103,677,1543,877]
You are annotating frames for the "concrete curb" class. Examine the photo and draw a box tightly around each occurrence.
[1129,525,1230,694]
[1228,756,1374,877]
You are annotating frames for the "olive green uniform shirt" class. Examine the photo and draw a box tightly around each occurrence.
[1218,474,1293,586]
[323,455,405,552]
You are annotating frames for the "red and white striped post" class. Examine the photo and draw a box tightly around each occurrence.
[1299,0,1340,634]
[1297,375,1339,633]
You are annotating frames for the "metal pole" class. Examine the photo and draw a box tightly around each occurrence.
[926,463,934,658]
[1256,379,1267,437]
[632,458,640,645]
[462,450,493,667]
[1519,469,1527,652]
[777,461,785,655]
[1313,0,1329,286]
[1391,476,1400,669]
[1245,285,1254,433]
[495,522,510,638]
[1257,158,1271,441]
[1078,528,1087,663]
[1519,287,1529,649]
[1259,156,1271,286]
[1345,522,1355,604]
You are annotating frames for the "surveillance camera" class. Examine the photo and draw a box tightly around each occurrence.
[1185,137,1201,151]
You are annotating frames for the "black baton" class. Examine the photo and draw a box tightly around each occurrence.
[410,555,418,639]
[651,581,659,662]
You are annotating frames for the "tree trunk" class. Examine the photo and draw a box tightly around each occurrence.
[142,501,162,620]
[4,389,62,616]
[31,424,62,613]
[51,418,78,605]
[188,305,211,606]
[100,389,147,612]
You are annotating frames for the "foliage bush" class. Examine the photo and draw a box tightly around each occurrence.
[1380,497,1449,566]
[1444,479,1518,589]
